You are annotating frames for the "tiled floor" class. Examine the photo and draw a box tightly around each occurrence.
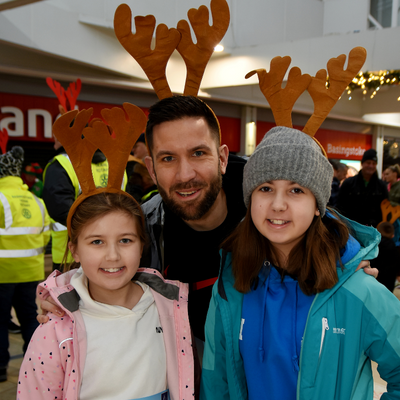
[1,330,24,400]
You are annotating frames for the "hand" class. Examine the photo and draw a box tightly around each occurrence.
[37,297,65,324]
[355,260,379,279]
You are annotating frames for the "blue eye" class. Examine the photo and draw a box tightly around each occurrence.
[193,151,204,157]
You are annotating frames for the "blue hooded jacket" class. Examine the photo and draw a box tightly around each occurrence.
[200,216,400,400]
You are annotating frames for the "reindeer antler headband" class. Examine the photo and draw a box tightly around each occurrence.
[245,47,367,154]
[52,103,147,235]
[46,77,82,115]
[113,0,229,144]
[114,0,229,100]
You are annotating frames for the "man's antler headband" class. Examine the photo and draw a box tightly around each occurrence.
[52,103,147,235]
[114,0,230,100]
[246,47,367,156]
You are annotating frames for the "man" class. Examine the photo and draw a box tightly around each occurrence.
[337,149,388,227]
[329,161,348,207]
[0,146,50,382]
[141,96,247,342]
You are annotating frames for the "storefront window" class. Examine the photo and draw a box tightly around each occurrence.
[383,137,400,171]
[369,0,395,28]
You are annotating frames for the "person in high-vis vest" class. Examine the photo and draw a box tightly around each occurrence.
[0,146,50,382]
[43,135,127,271]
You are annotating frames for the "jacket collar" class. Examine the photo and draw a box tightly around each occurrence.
[311,213,380,313]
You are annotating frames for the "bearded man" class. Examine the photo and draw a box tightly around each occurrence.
[142,96,247,343]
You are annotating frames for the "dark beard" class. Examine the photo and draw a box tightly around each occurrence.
[157,168,223,221]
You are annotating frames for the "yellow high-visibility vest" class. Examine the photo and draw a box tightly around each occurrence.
[43,154,128,264]
[0,176,50,283]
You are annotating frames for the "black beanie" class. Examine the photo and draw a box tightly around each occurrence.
[361,149,377,164]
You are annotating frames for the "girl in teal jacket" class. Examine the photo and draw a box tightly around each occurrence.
[201,127,400,400]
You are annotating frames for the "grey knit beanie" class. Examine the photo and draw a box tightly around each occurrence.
[243,127,333,216]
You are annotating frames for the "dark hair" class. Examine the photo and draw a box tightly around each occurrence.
[62,192,146,272]
[223,203,349,295]
[377,222,395,238]
[386,164,400,179]
[145,95,221,155]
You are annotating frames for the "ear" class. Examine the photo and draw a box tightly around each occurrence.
[144,156,157,185]
[219,144,229,175]
[315,209,320,216]
[68,242,80,263]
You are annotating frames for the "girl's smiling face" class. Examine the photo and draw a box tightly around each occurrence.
[251,180,320,263]
[69,211,143,305]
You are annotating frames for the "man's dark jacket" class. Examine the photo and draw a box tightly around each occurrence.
[336,171,388,227]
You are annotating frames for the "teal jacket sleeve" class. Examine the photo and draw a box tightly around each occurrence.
[362,283,400,399]
[200,280,231,400]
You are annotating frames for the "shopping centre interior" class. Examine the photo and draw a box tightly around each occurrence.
[1,0,400,397]
[2,0,400,173]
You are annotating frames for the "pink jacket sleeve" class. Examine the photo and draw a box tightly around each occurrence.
[17,313,74,400]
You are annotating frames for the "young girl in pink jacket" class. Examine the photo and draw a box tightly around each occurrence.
[17,191,195,400]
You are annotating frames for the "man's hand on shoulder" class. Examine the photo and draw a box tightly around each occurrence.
[37,297,65,324]
[356,260,379,278]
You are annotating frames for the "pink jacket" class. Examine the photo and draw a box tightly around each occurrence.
[17,268,195,400]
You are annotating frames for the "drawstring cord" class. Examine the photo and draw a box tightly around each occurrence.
[292,283,300,372]
[259,260,270,362]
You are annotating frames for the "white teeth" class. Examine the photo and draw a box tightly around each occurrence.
[178,190,197,197]
[269,219,288,225]
[102,267,123,272]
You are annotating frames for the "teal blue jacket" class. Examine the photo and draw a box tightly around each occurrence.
[201,218,400,400]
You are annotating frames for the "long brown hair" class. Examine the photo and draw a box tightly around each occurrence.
[62,192,146,272]
[223,199,350,295]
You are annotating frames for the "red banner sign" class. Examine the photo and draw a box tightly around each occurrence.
[0,92,242,152]
[257,121,372,161]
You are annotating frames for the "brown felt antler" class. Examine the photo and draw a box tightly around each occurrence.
[378,199,400,228]
[303,47,367,136]
[52,104,147,234]
[245,56,312,128]
[114,4,181,100]
[52,109,98,194]
[177,0,230,96]
[0,128,8,154]
[83,103,147,190]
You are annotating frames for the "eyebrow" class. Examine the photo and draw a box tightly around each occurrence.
[155,144,213,159]
[84,233,138,240]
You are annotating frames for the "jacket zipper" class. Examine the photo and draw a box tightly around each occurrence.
[319,317,329,357]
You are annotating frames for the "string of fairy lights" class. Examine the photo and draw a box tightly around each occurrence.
[337,70,400,100]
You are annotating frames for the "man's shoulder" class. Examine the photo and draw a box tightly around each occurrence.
[141,193,163,216]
